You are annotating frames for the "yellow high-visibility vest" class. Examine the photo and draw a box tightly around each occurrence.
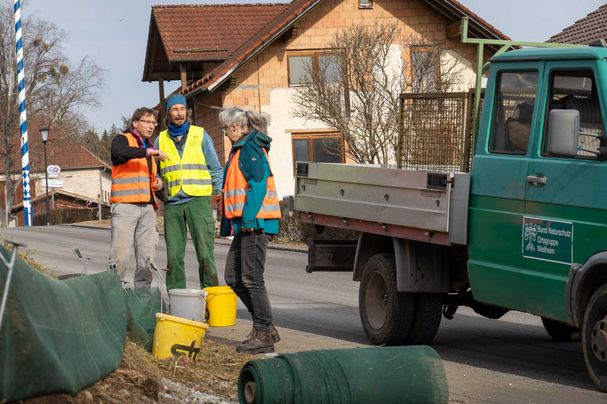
[158,125,212,197]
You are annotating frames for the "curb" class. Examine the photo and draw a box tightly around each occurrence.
[63,223,308,254]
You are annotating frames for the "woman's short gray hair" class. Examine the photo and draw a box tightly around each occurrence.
[219,107,270,133]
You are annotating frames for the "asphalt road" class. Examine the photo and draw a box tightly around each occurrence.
[2,225,606,403]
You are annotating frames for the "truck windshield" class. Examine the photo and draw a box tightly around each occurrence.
[489,71,538,155]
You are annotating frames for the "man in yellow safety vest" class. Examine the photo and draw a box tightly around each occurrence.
[155,94,223,290]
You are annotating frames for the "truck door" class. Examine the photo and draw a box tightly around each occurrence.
[468,64,544,309]
[523,63,607,322]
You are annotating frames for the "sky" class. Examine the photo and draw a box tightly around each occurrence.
[22,0,607,133]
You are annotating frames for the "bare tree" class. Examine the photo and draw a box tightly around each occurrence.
[0,1,104,226]
[292,23,464,166]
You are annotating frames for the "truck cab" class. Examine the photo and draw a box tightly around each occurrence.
[469,46,607,389]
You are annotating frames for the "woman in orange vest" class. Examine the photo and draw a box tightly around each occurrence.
[219,107,281,354]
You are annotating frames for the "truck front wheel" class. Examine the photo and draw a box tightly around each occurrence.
[359,253,414,345]
[582,284,607,391]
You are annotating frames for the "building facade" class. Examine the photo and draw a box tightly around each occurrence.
[144,0,508,197]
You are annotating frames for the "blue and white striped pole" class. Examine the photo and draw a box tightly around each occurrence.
[13,0,32,227]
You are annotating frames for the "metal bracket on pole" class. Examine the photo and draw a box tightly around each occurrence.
[457,17,584,156]
[72,247,90,276]
[145,256,168,313]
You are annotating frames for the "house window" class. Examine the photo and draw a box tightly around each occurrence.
[292,133,344,169]
[359,0,373,8]
[288,55,312,86]
[411,47,439,92]
[288,52,340,86]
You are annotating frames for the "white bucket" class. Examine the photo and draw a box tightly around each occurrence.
[168,288,208,322]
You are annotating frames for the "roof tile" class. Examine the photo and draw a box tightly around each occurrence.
[153,3,289,62]
[549,4,607,44]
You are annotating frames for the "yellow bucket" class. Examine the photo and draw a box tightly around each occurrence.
[204,285,237,327]
[151,313,208,360]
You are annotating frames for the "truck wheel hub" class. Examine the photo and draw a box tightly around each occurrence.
[591,319,607,362]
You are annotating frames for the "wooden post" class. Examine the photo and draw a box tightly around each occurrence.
[180,64,187,92]
[158,79,165,129]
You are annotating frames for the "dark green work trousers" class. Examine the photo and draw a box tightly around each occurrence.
[164,196,218,290]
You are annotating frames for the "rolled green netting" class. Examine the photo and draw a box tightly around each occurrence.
[0,245,127,401]
[238,345,448,404]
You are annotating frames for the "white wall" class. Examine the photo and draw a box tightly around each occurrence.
[441,49,477,91]
[263,88,333,199]
[34,168,112,203]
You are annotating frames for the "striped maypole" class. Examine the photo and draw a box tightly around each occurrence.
[13,0,32,227]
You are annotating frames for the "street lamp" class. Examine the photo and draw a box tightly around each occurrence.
[40,127,49,226]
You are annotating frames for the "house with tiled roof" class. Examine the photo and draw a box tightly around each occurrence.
[549,3,607,44]
[143,0,509,198]
[0,116,111,226]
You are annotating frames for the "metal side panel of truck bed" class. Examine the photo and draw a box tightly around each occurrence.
[294,162,471,245]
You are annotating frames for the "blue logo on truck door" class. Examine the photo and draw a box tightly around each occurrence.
[522,216,573,265]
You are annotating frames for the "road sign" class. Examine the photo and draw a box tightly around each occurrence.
[47,165,61,178]
[46,178,64,188]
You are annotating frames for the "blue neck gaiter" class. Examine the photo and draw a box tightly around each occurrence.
[168,121,190,138]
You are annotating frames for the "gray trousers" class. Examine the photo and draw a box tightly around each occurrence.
[109,203,158,288]
[224,231,273,331]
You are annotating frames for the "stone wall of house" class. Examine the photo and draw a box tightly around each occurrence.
[208,0,489,197]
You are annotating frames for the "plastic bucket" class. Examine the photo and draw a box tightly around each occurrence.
[169,288,208,322]
[204,285,237,327]
[151,313,208,360]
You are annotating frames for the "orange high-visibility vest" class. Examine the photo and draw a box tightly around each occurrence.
[223,148,281,220]
[110,132,158,208]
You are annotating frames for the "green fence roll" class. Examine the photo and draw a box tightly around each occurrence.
[0,245,127,402]
[238,345,448,404]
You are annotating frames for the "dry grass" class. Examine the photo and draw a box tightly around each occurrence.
[157,339,254,401]
[23,338,253,403]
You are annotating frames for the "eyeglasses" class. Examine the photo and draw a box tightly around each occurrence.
[139,120,157,127]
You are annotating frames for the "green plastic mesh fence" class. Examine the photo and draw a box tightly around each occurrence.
[239,345,448,404]
[0,245,127,401]
[125,287,162,352]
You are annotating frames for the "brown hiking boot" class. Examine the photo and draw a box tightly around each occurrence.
[271,325,281,343]
[242,327,255,344]
[236,329,274,354]
[243,325,281,344]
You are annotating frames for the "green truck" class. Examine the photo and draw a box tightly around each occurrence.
[294,45,607,391]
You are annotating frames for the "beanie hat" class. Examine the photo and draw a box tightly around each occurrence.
[166,94,187,112]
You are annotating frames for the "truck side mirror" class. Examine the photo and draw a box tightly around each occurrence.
[547,109,580,157]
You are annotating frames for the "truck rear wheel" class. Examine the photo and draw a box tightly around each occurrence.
[582,284,607,391]
[541,317,579,342]
[405,294,442,344]
[359,253,414,345]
